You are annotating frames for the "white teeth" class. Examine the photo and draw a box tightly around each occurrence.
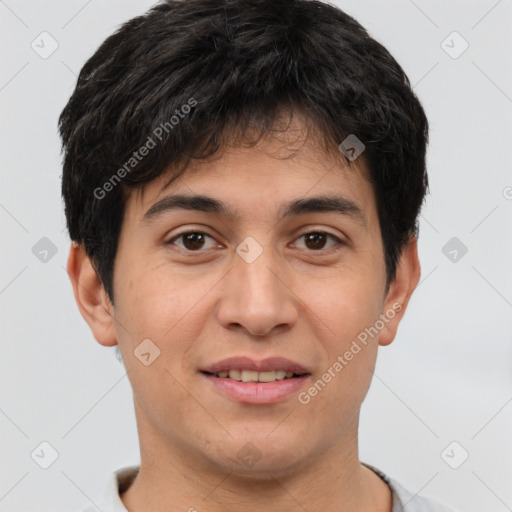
[241,370,259,382]
[228,369,242,381]
[213,369,299,382]
[258,371,277,383]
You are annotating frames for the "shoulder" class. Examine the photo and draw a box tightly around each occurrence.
[77,466,140,512]
[363,463,457,512]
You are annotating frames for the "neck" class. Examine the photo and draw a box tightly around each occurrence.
[121,403,392,512]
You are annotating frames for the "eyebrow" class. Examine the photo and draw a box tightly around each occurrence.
[142,194,367,228]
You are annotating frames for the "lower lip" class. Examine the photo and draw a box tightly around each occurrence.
[201,373,310,404]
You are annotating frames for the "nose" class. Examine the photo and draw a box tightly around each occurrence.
[215,244,299,337]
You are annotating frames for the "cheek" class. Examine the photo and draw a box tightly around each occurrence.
[302,299,380,434]
[298,268,383,406]
[112,268,203,426]
[302,265,383,344]
[114,258,191,333]
[113,261,217,377]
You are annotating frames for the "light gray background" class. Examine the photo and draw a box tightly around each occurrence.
[1,1,511,511]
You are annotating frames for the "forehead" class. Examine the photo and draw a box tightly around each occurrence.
[124,127,377,234]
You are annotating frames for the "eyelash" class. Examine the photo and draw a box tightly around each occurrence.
[166,230,345,254]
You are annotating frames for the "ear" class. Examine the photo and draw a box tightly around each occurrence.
[66,242,118,347]
[378,235,421,347]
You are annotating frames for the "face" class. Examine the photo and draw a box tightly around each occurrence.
[70,128,419,479]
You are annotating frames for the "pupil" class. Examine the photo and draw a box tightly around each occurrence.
[305,233,326,250]
[184,233,205,250]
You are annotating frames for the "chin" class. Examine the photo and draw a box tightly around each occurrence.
[205,434,311,478]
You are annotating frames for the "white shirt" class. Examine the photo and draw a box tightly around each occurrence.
[80,464,456,512]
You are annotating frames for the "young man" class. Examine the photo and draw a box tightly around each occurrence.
[60,1,455,511]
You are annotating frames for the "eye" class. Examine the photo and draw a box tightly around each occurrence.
[167,231,219,251]
[166,230,345,253]
[292,231,344,251]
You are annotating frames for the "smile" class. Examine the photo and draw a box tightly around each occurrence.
[205,369,302,382]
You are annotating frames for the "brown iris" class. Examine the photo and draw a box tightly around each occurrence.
[182,232,207,250]
[303,232,328,250]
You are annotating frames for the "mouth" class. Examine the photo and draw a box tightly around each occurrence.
[199,356,312,404]
[201,369,307,382]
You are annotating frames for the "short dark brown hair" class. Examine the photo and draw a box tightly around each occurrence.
[59,0,429,304]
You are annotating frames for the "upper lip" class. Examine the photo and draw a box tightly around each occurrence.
[201,356,311,375]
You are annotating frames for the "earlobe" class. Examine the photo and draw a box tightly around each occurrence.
[66,242,118,347]
[378,235,421,347]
